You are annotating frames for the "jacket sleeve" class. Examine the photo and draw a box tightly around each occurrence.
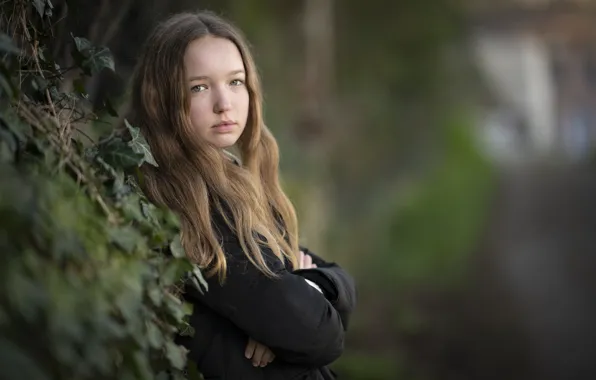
[184,238,346,367]
[293,246,357,331]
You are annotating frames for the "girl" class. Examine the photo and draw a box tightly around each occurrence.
[130,10,356,380]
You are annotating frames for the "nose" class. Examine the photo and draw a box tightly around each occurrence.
[213,87,232,114]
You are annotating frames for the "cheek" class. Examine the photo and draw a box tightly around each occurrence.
[238,91,250,118]
[189,99,210,129]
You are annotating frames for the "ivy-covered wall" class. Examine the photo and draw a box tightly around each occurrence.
[0,3,205,379]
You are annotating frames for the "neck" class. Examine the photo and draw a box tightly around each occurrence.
[223,149,241,166]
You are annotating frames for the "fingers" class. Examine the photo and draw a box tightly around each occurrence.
[245,338,257,360]
[304,253,312,268]
[251,343,266,366]
[246,338,275,367]
[299,250,316,269]
[251,342,275,367]
[261,349,275,366]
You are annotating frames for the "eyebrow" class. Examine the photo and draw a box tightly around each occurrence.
[188,69,246,81]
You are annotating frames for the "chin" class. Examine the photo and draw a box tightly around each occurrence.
[211,134,241,149]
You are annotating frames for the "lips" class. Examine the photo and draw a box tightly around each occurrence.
[212,121,236,133]
[213,121,236,128]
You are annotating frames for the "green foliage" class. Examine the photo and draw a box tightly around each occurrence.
[71,36,116,76]
[378,113,495,287]
[31,0,53,18]
[334,114,495,379]
[0,2,204,379]
[125,120,159,167]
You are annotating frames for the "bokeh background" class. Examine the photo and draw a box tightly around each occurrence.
[22,0,596,379]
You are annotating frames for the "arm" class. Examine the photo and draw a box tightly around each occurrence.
[293,246,357,331]
[185,238,345,367]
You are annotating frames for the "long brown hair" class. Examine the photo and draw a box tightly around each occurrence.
[130,11,299,282]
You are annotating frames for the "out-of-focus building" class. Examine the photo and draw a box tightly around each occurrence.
[468,0,596,162]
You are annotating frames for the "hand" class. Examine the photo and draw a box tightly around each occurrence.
[299,250,317,269]
[245,337,275,367]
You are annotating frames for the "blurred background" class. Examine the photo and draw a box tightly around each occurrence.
[23,0,596,379]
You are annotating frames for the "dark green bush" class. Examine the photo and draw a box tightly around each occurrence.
[0,2,204,379]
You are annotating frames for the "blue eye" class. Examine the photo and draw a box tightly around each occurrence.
[191,84,208,93]
[230,79,245,86]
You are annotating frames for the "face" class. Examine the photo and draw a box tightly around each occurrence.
[184,36,249,149]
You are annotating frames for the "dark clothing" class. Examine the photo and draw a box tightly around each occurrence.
[177,209,357,380]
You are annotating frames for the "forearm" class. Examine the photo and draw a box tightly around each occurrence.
[294,247,357,330]
[187,242,346,366]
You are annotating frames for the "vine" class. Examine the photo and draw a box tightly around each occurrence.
[0,1,204,379]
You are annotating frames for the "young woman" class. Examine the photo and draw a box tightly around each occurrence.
[130,11,356,380]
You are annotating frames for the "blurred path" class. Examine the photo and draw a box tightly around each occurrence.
[340,161,596,380]
[464,161,596,380]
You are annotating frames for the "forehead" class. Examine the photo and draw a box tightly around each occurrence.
[184,36,245,76]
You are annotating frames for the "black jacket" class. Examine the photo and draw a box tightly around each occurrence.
[177,209,357,380]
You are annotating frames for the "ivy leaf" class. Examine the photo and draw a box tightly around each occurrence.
[140,200,160,227]
[0,128,17,163]
[146,321,164,349]
[97,137,144,170]
[0,65,19,99]
[51,228,86,261]
[121,194,148,226]
[31,76,48,93]
[104,97,119,117]
[32,0,53,18]
[0,338,50,380]
[6,269,47,323]
[0,33,20,55]
[115,285,143,326]
[163,209,181,228]
[108,225,143,253]
[71,36,115,76]
[169,234,185,258]
[190,266,208,294]
[112,172,130,199]
[186,360,204,380]
[147,287,162,307]
[163,293,186,324]
[1,110,31,142]
[165,341,187,370]
[132,350,153,380]
[171,371,188,380]
[32,0,45,17]
[125,119,158,167]
[162,258,192,286]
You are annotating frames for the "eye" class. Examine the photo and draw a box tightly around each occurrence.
[230,79,245,86]
[191,84,208,93]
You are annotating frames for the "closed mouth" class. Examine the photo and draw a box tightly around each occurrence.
[213,121,236,128]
